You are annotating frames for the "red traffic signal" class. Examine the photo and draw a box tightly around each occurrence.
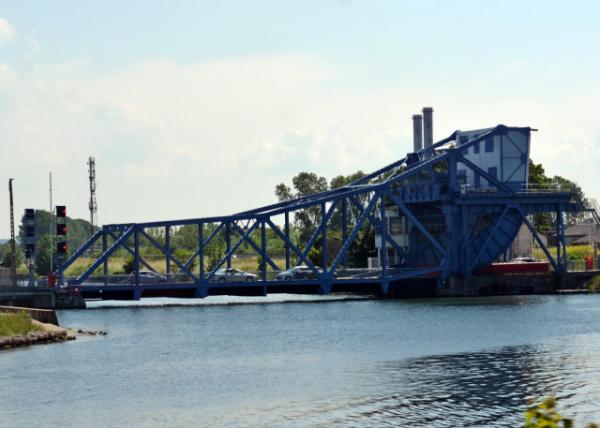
[56,224,67,235]
[57,241,68,254]
[56,205,67,218]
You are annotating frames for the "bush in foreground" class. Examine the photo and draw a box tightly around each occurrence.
[525,397,598,428]
[588,276,600,293]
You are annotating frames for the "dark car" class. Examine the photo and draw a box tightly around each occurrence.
[128,270,167,285]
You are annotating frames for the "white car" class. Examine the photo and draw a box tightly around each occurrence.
[211,268,257,283]
[128,270,167,285]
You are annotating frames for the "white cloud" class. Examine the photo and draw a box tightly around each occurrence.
[0,16,13,45]
[0,54,599,237]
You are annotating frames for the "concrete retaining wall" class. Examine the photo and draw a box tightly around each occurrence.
[0,288,56,309]
[438,274,559,297]
[0,305,59,326]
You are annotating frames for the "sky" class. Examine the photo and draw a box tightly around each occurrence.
[1,1,600,237]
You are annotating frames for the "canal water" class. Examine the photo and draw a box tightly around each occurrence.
[2,294,600,427]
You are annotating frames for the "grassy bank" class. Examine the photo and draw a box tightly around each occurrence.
[0,312,43,337]
[533,244,596,261]
[63,254,287,276]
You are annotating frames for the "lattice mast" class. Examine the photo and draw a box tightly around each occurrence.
[87,157,98,236]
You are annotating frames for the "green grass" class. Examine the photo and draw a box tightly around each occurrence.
[61,255,288,277]
[533,244,596,261]
[0,312,43,337]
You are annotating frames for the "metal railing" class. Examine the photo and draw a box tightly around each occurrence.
[520,184,575,193]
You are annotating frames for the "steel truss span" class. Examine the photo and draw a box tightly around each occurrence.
[58,125,591,300]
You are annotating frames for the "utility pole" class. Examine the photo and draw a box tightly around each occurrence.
[88,157,97,237]
[8,179,17,287]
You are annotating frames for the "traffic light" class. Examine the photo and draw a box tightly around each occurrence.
[55,205,68,260]
[24,208,35,221]
[56,223,67,235]
[23,208,36,258]
[56,205,66,218]
[57,241,68,254]
[25,225,35,237]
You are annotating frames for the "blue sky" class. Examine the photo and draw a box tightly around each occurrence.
[1,1,600,236]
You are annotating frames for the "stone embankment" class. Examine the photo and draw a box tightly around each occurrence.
[1,308,108,351]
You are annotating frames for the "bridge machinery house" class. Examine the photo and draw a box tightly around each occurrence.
[374,107,531,270]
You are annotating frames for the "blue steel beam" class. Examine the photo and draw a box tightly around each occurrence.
[183,223,224,270]
[348,194,407,257]
[330,193,379,273]
[284,211,290,270]
[386,192,446,255]
[108,232,157,273]
[264,218,321,276]
[198,224,204,279]
[206,220,261,280]
[468,205,510,272]
[75,226,135,284]
[57,229,103,275]
[140,229,198,281]
[230,223,280,271]
[299,200,339,267]
[516,207,559,272]
[230,222,280,271]
[321,203,328,273]
[380,196,388,278]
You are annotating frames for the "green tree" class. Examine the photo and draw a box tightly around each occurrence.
[34,235,53,275]
[528,160,589,229]
[0,242,23,269]
[275,172,329,247]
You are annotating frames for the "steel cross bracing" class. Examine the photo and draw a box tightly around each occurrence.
[57,125,587,300]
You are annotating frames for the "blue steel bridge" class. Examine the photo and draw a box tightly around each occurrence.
[57,116,595,301]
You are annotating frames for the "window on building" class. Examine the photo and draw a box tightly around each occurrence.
[474,174,481,188]
[485,138,494,152]
[389,217,404,235]
[488,166,498,180]
[474,141,480,154]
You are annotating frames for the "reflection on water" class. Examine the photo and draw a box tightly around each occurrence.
[2,295,600,427]
[241,338,600,428]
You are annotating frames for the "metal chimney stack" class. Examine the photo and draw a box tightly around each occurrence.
[412,114,423,152]
[423,107,433,148]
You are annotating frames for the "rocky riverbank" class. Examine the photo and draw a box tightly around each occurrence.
[0,320,78,350]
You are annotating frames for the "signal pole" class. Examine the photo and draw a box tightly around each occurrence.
[8,179,17,287]
[49,172,54,273]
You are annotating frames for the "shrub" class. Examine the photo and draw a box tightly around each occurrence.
[588,275,600,293]
[525,397,598,428]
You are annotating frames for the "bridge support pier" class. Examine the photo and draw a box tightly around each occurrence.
[319,282,332,295]
[195,287,208,298]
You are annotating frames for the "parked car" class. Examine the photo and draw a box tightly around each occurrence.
[511,256,539,263]
[275,265,323,280]
[211,268,257,283]
[128,270,167,285]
